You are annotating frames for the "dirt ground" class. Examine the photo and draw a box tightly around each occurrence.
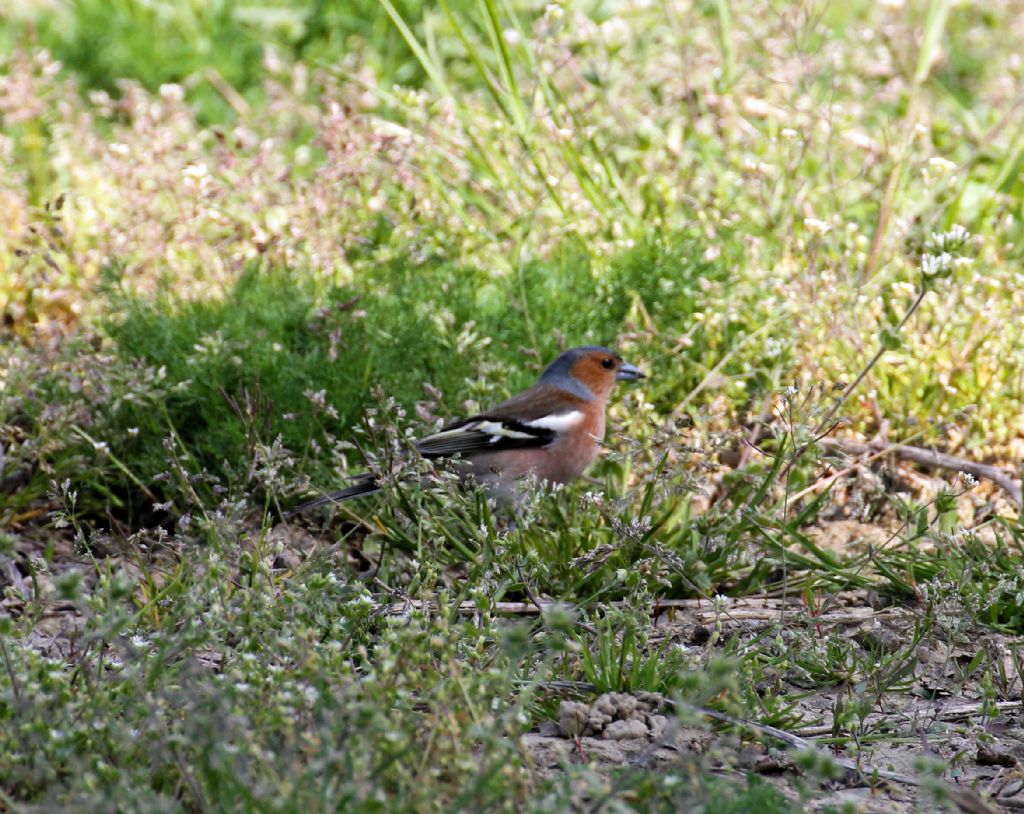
[5,464,1024,812]
[521,591,1024,813]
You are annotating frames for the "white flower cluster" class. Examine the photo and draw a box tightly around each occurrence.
[926,224,970,253]
[921,225,972,280]
[921,251,954,278]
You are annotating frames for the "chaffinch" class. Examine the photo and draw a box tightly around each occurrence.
[289,345,646,515]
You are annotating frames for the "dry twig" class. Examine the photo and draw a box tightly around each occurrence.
[822,439,1022,507]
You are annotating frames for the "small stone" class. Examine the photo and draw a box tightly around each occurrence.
[593,693,617,715]
[754,754,792,774]
[273,549,302,571]
[637,691,665,711]
[612,693,638,717]
[978,743,1017,768]
[647,714,668,738]
[603,719,649,740]
[587,710,612,732]
[558,701,589,738]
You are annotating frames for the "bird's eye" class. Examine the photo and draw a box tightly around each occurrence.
[601,357,615,369]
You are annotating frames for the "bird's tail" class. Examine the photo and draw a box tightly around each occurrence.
[285,474,379,518]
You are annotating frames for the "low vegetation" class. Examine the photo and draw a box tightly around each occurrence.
[2,0,1024,811]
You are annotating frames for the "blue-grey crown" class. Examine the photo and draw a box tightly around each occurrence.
[538,345,618,399]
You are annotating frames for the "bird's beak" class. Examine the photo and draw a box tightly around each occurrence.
[616,362,646,381]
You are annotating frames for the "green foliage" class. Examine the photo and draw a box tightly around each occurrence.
[580,619,678,694]
[4,0,1024,810]
[0,537,537,811]
[85,235,765,518]
[7,0,480,122]
[541,770,802,813]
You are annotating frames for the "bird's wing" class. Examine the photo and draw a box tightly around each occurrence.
[414,384,586,459]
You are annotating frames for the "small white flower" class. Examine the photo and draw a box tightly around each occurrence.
[543,3,564,22]
[804,217,831,235]
[600,17,630,47]
[927,156,957,174]
[927,224,971,252]
[921,252,954,277]
[182,163,208,180]
[159,83,185,102]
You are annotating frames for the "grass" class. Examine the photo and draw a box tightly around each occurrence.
[3,0,1024,810]
[3,234,761,521]
[2,0,487,122]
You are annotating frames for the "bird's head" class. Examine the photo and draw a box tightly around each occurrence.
[540,345,646,401]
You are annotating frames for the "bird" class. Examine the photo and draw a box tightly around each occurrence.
[287,345,646,515]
